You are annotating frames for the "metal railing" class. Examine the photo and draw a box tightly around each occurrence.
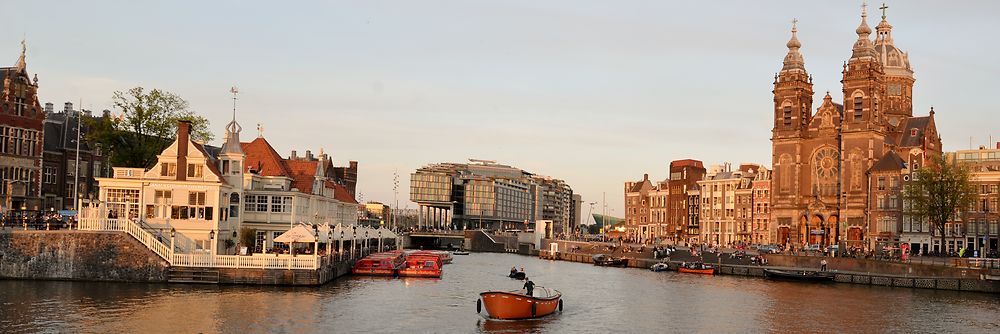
[78,218,171,261]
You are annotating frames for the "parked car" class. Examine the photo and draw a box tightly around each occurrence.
[755,245,780,254]
[825,245,839,254]
[803,244,822,252]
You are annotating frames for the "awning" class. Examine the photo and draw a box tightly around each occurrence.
[273,224,317,243]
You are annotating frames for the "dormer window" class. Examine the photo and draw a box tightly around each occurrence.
[187,164,202,178]
[161,163,177,176]
[910,128,918,137]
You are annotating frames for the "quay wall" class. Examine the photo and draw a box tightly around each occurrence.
[0,230,168,282]
[539,248,1000,294]
[762,254,983,278]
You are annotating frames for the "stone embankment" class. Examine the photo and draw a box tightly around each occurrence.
[0,230,169,282]
[0,230,355,285]
[540,240,1000,294]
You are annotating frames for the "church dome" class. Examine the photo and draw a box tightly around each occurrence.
[874,14,913,76]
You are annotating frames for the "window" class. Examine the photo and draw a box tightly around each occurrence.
[67,160,77,177]
[222,160,230,174]
[782,106,792,126]
[229,193,240,218]
[187,191,212,220]
[187,164,202,178]
[161,163,177,176]
[255,231,266,253]
[153,190,172,218]
[877,176,885,190]
[271,196,291,213]
[853,96,863,121]
[94,161,102,178]
[106,188,140,218]
[231,161,240,175]
[43,166,56,184]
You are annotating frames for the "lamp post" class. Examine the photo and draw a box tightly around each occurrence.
[340,230,345,261]
[170,228,176,257]
[352,226,357,259]
[365,230,369,256]
[379,230,383,252]
[209,230,216,259]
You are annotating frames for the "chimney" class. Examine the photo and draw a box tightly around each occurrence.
[305,150,313,160]
[996,142,1000,150]
[44,103,53,113]
[176,120,192,181]
[291,150,298,159]
[64,102,73,112]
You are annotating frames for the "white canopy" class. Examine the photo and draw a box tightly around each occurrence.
[273,224,317,243]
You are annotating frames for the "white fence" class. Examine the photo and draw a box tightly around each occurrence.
[77,218,323,270]
[172,253,319,270]
[78,218,172,261]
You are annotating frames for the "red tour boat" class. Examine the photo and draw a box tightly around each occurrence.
[479,287,562,320]
[352,251,405,276]
[398,254,443,278]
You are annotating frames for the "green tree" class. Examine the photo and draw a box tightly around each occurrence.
[903,155,977,255]
[86,87,212,168]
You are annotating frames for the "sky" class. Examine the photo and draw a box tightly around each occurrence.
[4,1,999,218]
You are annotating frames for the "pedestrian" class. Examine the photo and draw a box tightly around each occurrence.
[523,277,535,297]
[820,259,828,271]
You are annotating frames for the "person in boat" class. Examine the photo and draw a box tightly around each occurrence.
[510,266,518,276]
[520,267,525,274]
[522,278,535,297]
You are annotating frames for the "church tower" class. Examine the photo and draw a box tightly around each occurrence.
[218,88,245,222]
[873,4,915,129]
[772,20,814,140]
[841,4,886,133]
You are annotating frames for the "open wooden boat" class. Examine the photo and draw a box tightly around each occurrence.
[764,268,835,281]
[678,262,714,275]
[508,271,527,280]
[592,254,628,267]
[479,287,562,320]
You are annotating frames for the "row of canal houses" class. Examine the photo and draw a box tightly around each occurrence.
[84,113,360,255]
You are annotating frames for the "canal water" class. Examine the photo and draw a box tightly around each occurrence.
[1,252,998,333]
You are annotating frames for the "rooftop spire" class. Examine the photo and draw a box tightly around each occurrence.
[780,19,806,74]
[851,2,877,60]
[15,38,26,71]
[220,86,244,155]
[875,2,893,45]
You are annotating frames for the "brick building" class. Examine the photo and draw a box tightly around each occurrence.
[0,42,45,213]
[770,7,941,250]
[667,159,706,242]
[41,102,109,211]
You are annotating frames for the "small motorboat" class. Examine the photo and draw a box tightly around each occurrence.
[650,263,670,272]
[479,287,563,320]
[592,254,627,267]
[677,262,714,275]
[764,269,836,281]
[509,271,527,280]
[452,250,470,255]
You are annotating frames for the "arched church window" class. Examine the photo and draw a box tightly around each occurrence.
[779,154,793,193]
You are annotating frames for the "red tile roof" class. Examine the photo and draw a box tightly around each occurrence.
[331,181,358,204]
[241,137,291,177]
[286,159,318,194]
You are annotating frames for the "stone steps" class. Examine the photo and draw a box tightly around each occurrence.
[168,267,220,284]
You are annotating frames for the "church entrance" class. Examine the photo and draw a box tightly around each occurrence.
[808,215,825,246]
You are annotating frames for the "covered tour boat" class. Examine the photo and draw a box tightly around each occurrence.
[763,269,836,281]
[398,254,443,278]
[351,251,405,276]
[677,262,714,275]
[592,254,628,267]
[413,250,453,264]
[479,287,562,320]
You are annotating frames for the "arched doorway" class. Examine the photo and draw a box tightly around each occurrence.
[826,215,839,247]
[809,215,825,246]
[777,226,790,246]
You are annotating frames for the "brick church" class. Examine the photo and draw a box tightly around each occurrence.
[770,5,941,250]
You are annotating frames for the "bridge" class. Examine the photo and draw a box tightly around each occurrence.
[404,231,468,250]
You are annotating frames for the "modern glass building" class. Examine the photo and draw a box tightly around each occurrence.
[409,160,572,231]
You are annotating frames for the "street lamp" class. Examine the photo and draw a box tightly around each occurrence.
[340,230,345,260]
[209,230,215,255]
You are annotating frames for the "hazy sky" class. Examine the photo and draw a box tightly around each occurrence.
[5,1,999,217]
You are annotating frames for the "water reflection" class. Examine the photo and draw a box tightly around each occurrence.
[1,253,998,333]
